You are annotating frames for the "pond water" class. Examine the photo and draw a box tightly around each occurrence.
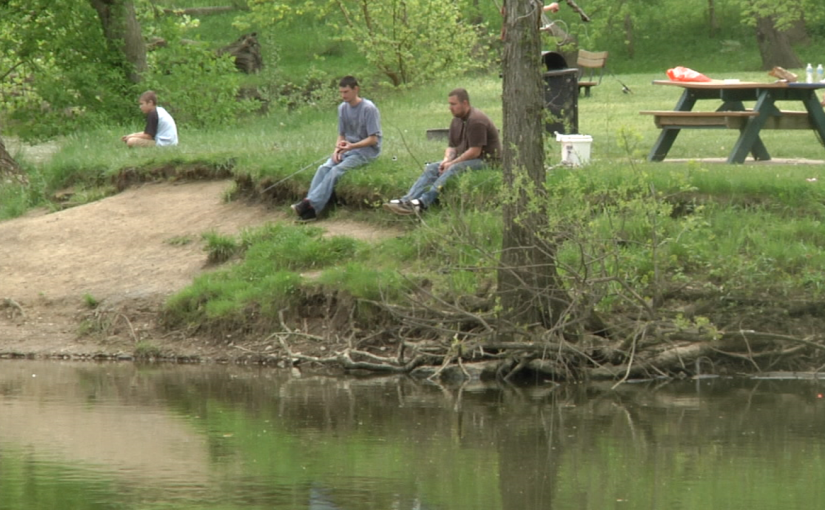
[1,361,825,510]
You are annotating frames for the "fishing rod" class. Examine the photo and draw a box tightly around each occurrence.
[260,155,327,194]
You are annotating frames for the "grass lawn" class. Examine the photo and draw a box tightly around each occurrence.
[4,2,825,342]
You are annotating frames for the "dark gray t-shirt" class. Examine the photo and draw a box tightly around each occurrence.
[338,98,382,158]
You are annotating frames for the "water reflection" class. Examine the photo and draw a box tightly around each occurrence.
[2,361,825,509]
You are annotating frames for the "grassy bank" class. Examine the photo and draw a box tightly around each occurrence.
[6,71,825,321]
[4,2,825,376]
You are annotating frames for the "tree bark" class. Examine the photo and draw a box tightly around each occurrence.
[0,135,25,184]
[754,16,802,70]
[88,0,147,83]
[623,13,634,58]
[498,0,569,329]
[707,0,718,38]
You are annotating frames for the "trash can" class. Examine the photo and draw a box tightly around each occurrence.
[542,51,579,135]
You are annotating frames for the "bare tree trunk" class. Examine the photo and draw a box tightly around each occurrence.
[470,0,483,25]
[498,0,569,329]
[88,0,147,83]
[755,16,802,70]
[623,13,634,58]
[785,18,811,46]
[0,135,25,184]
[707,0,718,38]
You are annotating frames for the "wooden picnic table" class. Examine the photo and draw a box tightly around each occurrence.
[640,80,825,164]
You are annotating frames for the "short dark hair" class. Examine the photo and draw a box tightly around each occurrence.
[448,88,470,104]
[139,90,157,105]
[339,76,359,89]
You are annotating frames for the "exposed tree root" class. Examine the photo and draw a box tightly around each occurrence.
[2,297,26,319]
[262,300,825,385]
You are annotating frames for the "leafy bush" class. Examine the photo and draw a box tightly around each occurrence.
[140,14,259,128]
[331,0,486,86]
[238,0,487,87]
[0,0,137,140]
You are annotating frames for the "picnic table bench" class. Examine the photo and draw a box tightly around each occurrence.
[640,110,814,130]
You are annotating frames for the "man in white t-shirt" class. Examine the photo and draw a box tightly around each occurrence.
[122,90,178,148]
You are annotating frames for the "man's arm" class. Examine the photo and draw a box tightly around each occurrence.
[333,134,347,163]
[122,132,154,142]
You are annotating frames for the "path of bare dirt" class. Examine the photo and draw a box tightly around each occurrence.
[0,180,400,359]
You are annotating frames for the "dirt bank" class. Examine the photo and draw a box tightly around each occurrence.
[0,180,398,361]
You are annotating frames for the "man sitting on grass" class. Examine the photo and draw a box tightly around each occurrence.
[121,90,178,148]
[291,75,382,221]
[383,88,500,215]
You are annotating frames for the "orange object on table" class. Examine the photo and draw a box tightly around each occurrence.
[666,66,711,83]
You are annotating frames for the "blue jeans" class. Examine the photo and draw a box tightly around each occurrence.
[402,159,487,207]
[307,149,375,213]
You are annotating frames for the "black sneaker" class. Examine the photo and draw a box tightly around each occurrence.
[300,207,317,221]
[291,199,311,217]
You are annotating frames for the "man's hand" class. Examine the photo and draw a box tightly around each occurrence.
[333,140,348,163]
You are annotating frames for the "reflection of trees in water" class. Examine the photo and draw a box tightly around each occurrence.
[309,485,437,510]
[39,363,825,509]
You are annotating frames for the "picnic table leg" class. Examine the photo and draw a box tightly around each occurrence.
[648,129,680,162]
[801,92,825,144]
[718,100,770,163]
[648,90,696,162]
[728,92,772,164]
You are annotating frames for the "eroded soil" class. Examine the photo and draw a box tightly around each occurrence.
[0,180,399,360]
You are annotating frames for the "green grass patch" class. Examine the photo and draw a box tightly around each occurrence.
[202,231,239,264]
[163,223,371,329]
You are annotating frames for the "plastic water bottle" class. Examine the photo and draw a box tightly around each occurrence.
[818,64,824,83]
[806,63,814,83]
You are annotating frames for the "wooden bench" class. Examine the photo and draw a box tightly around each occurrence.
[640,110,813,130]
[577,50,608,97]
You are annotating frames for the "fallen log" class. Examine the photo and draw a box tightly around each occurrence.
[218,33,262,74]
[162,6,236,16]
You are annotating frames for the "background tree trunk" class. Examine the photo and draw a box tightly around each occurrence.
[755,16,802,70]
[88,0,147,83]
[785,18,811,46]
[0,135,26,184]
[707,0,718,38]
[498,0,569,329]
[623,13,635,58]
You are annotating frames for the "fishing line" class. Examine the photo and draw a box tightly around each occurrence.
[261,155,327,194]
[390,122,425,170]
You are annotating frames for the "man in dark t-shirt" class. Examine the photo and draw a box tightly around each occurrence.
[383,88,501,215]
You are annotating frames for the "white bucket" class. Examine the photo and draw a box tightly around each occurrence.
[555,133,592,167]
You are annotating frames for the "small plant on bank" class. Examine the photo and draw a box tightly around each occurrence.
[165,235,193,246]
[202,231,239,264]
[134,341,164,361]
[77,317,108,337]
[82,293,99,309]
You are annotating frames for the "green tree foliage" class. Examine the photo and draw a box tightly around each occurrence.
[0,1,256,140]
[237,0,486,86]
[139,12,258,127]
[0,0,135,139]
[734,0,823,30]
